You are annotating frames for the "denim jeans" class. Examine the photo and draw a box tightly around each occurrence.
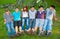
[6,21,16,37]
[43,19,52,31]
[29,19,36,28]
[22,17,29,30]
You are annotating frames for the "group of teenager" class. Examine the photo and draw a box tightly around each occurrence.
[4,5,57,37]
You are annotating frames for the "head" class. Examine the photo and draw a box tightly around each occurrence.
[39,5,44,11]
[30,6,35,12]
[15,8,19,12]
[23,6,28,12]
[5,9,10,14]
[50,5,55,10]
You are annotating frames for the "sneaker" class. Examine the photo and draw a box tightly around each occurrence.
[47,32,52,36]
[43,31,47,36]
[38,32,44,36]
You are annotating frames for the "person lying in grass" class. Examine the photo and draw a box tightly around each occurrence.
[21,6,29,33]
[28,6,37,34]
[13,7,22,36]
[43,5,57,36]
[4,9,16,37]
[35,5,45,36]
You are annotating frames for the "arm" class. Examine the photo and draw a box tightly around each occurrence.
[35,11,38,18]
[21,12,22,18]
[11,13,14,21]
[4,14,6,24]
[53,14,57,21]
[4,19,6,24]
[53,10,57,21]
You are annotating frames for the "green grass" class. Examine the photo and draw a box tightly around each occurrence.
[0,0,60,39]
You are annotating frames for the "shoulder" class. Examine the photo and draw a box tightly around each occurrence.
[18,11,21,14]
[29,10,31,12]
[54,9,56,12]
[46,8,50,10]
[35,10,37,12]
[10,13,12,15]
[36,11,39,14]
[18,11,21,13]
[37,11,39,12]
[43,10,45,12]
[13,12,15,14]
[13,11,16,14]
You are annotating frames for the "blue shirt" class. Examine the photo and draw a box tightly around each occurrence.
[13,11,21,21]
[29,10,37,19]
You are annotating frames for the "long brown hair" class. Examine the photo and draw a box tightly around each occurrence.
[23,6,28,12]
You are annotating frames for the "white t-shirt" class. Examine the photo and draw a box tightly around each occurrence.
[46,8,56,20]
[29,10,37,19]
[22,11,28,18]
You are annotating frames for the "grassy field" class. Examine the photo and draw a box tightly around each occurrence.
[0,0,60,39]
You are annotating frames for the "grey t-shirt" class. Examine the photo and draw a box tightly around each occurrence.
[4,13,12,23]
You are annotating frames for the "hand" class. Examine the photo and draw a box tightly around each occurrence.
[4,22,6,24]
[55,18,58,21]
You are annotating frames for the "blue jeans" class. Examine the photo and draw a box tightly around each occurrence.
[6,21,16,37]
[43,19,52,31]
[22,18,29,30]
[29,19,36,28]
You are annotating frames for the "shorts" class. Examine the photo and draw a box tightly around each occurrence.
[36,19,44,27]
[14,20,22,27]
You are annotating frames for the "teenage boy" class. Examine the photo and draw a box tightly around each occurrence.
[13,8,22,35]
[43,5,57,36]
[4,10,16,37]
[35,6,45,36]
[29,6,37,34]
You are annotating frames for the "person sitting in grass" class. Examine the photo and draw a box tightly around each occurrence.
[28,6,37,34]
[43,5,57,36]
[13,7,22,36]
[21,6,29,33]
[35,6,45,36]
[4,9,16,37]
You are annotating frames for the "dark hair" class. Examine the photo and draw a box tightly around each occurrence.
[15,7,19,9]
[5,9,9,12]
[50,5,55,9]
[30,6,35,8]
[39,5,44,8]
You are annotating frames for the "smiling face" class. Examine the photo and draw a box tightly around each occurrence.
[5,10,10,15]
[39,7,44,12]
[15,8,19,12]
[31,7,35,12]
[24,8,26,11]
[23,7,28,12]
[50,7,54,11]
